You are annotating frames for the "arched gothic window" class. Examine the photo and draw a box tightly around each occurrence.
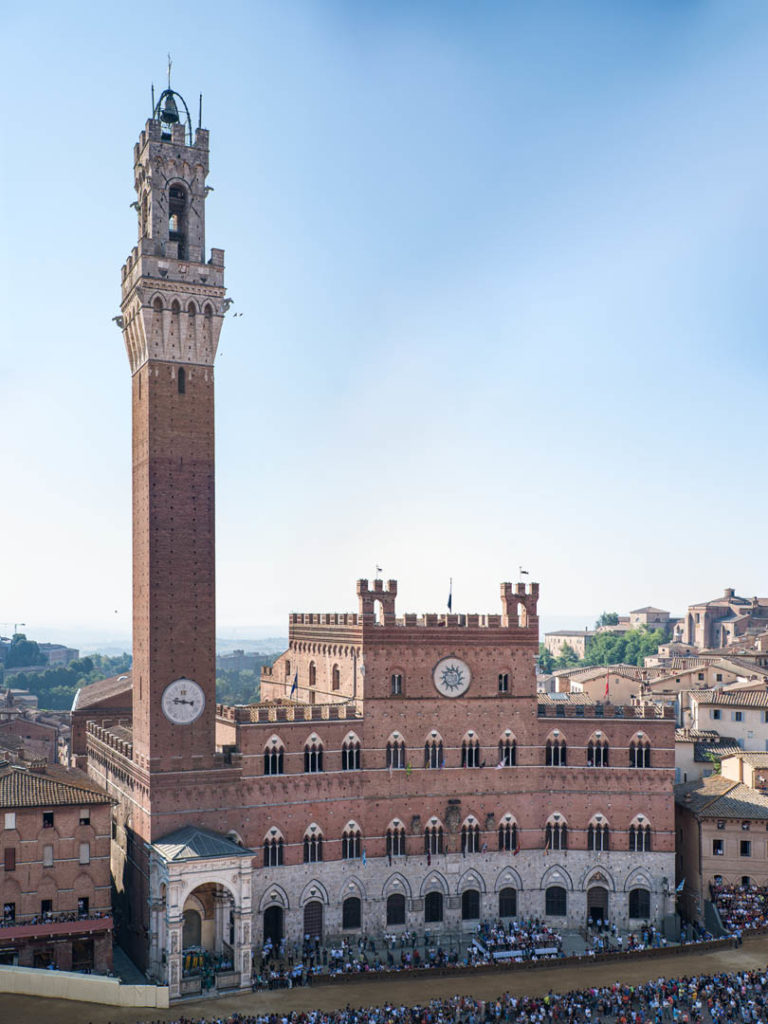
[498,820,517,852]
[263,836,284,867]
[341,738,361,771]
[629,823,652,852]
[386,739,406,769]
[386,824,406,858]
[304,741,323,773]
[341,827,362,860]
[177,366,186,394]
[424,823,443,856]
[629,738,651,768]
[587,737,609,767]
[546,737,567,766]
[461,737,480,768]
[303,830,323,863]
[498,737,516,767]
[545,819,568,851]
[263,744,284,776]
[461,821,481,854]
[587,821,610,851]
[308,662,317,688]
[391,673,403,696]
[424,737,443,769]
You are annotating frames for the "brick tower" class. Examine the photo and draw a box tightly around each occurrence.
[119,87,227,775]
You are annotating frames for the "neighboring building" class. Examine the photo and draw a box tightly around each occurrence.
[677,589,768,649]
[0,763,113,969]
[687,691,768,751]
[542,630,594,660]
[216,650,268,674]
[0,718,58,764]
[629,607,672,631]
[38,644,80,667]
[73,86,677,1001]
[557,664,644,706]
[675,755,768,924]
[674,729,742,785]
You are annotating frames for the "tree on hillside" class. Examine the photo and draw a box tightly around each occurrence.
[595,611,619,628]
[538,644,554,675]
[553,643,580,669]
[5,633,47,669]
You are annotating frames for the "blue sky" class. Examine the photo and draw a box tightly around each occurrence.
[2,1,768,642]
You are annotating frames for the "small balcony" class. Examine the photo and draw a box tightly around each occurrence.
[0,915,113,942]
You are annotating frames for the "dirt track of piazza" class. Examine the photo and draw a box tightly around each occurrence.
[6,936,768,1024]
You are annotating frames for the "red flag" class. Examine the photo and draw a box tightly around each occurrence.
[604,672,610,700]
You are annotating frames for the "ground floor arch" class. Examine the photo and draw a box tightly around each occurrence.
[263,905,284,945]
[587,885,608,925]
[303,900,323,941]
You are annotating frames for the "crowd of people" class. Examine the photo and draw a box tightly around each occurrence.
[712,882,768,933]
[473,919,563,960]
[124,967,768,1024]
[0,907,110,928]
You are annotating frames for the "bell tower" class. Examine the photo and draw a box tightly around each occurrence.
[119,86,227,773]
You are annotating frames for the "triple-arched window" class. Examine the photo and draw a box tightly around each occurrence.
[264,743,284,776]
[386,823,406,858]
[386,739,406,769]
[341,826,362,860]
[498,819,517,852]
[629,737,651,767]
[304,740,323,773]
[263,834,284,867]
[461,736,480,768]
[587,736,609,767]
[341,737,361,771]
[545,817,568,851]
[425,736,443,769]
[424,822,444,855]
[303,828,323,863]
[498,736,516,767]
[545,736,567,766]
[629,822,652,852]
[461,820,481,854]
[587,819,610,851]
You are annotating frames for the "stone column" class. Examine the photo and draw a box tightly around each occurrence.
[167,917,183,1000]
[233,910,253,987]
[147,897,165,982]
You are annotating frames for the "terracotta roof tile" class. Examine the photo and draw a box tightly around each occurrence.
[0,765,112,808]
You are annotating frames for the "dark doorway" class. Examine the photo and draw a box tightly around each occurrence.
[461,889,480,920]
[499,887,517,918]
[263,905,284,945]
[183,909,202,948]
[303,900,323,940]
[424,891,443,923]
[72,938,94,972]
[342,897,361,930]
[587,885,608,925]
[387,893,406,926]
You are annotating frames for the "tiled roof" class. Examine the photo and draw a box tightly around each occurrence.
[537,692,594,705]
[152,826,253,862]
[0,765,112,808]
[675,776,768,819]
[675,728,722,742]
[693,691,768,708]
[630,607,668,615]
[72,673,132,712]
[725,752,768,767]
[693,740,744,763]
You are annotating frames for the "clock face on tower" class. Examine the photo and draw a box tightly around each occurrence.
[161,678,206,724]
[433,657,471,698]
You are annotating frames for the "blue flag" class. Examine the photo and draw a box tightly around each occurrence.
[676,878,685,893]
[290,672,298,698]
[362,848,367,866]
[447,578,453,613]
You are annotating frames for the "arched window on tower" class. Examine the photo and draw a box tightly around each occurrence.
[391,672,403,696]
[177,366,186,395]
[308,662,317,688]
[168,184,187,259]
[332,664,340,691]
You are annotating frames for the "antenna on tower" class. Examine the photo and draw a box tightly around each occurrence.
[198,94,203,130]
[151,83,155,115]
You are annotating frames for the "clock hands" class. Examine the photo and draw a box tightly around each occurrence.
[172,697,195,706]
